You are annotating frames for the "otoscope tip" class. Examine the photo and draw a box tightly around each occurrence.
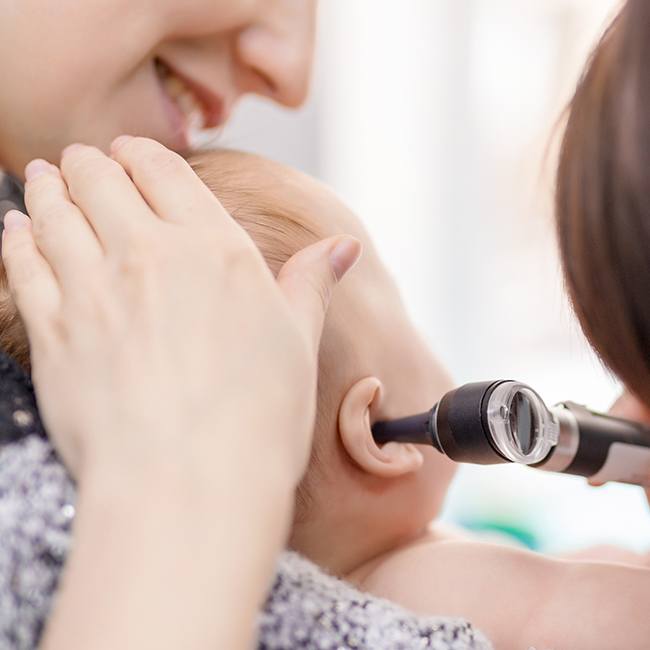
[372,410,438,449]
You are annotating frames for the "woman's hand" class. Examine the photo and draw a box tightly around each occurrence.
[0,137,361,650]
[2,137,360,487]
[608,392,650,507]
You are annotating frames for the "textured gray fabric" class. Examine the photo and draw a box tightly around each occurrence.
[0,434,493,649]
[264,552,493,649]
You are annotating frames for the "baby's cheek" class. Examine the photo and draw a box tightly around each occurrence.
[420,448,457,516]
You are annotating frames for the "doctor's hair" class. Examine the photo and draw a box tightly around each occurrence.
[556,0,650,406]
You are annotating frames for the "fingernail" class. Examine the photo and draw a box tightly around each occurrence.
[110,135,133,153]
[3,210,30,233]
[329,237,362,281]
[24,159,52,182]
[62,143,84,158]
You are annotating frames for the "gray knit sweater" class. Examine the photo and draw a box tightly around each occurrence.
[0,354,492,649]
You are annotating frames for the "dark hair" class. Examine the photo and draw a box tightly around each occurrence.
[556,0,650,405]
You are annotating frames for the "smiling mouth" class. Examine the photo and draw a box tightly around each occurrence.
[154,58,223,133]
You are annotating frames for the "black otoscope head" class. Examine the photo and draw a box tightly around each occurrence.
[372,380,559,466]
[372,381,511,464]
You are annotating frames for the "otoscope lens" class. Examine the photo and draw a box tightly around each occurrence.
[487,381,559,464]
[509,391,536,455]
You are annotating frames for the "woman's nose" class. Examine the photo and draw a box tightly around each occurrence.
[236,3,317,108]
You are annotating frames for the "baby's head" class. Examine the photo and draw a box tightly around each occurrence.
[191,150,456,573]
[0,150,456,575]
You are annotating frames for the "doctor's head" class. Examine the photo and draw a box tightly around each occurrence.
[0,0,317,177]
[556,0,650,407]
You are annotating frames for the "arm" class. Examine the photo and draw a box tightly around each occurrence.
[608,392,650,507]
[560,544,649,566]
[359,540,650,650]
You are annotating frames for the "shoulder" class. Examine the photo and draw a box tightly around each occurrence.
[0,351,46,446]
[0,435,75,649]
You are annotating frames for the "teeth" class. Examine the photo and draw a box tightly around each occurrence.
[157,62,207,131]
[176,90,206,130]
[163,74,186,100]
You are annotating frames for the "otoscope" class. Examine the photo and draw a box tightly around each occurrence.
[372,380,650,487]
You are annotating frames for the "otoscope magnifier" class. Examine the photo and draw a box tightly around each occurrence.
[372,380,650,487]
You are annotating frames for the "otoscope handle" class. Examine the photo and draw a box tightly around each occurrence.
[544,402,650,487]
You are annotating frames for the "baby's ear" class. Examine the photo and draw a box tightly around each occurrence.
[338,377,423,478]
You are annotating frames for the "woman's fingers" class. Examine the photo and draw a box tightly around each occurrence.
[24,160,103,285]
[608,393,650,495]
[277,235,361,355]
[110,136,239,232]
[1,210,59,346]
[60,144,156,251]
[609,391,650,423]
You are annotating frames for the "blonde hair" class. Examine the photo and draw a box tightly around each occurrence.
[0,267,30,369]
[191,149,326,272]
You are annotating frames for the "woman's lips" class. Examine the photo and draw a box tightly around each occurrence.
[156,78,191,149]
[154,58,226,149]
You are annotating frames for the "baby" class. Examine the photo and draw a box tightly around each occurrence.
[2,150,649,649]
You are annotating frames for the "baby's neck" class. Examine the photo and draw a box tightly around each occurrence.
[289,510,429,579]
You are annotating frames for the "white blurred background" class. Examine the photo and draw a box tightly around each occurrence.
[218,0,650,553]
